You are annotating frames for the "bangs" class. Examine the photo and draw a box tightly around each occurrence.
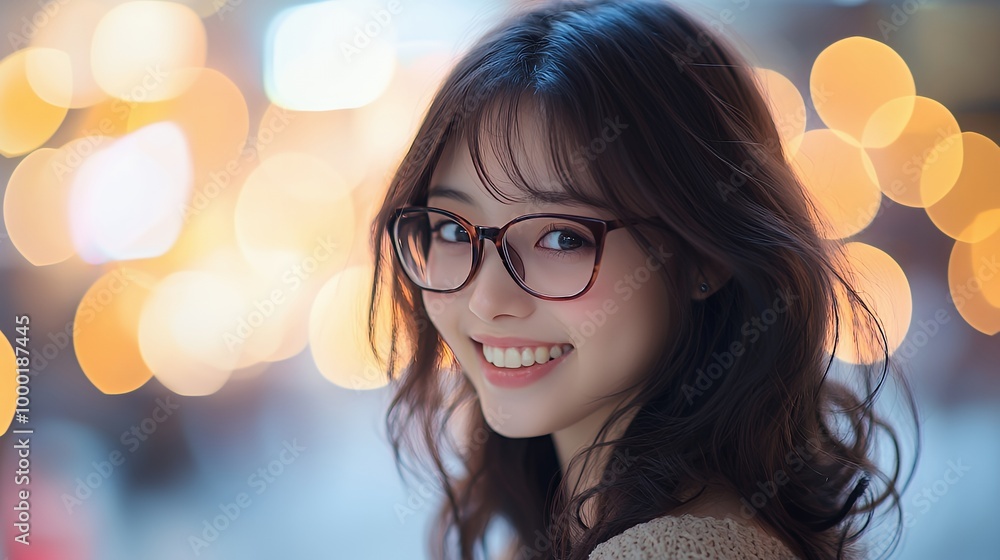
[448,85,612,212]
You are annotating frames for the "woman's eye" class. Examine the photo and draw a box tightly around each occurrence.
[434,221,470,243]
[539,229,590,251]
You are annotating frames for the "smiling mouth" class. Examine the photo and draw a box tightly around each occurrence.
[473,340,575,369]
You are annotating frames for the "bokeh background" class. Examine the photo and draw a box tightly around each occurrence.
[0,0,997,558]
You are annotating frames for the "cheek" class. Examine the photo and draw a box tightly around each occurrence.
[560,282,625,349]
[422,291,464,341]
[422,292,449,322]
[563,271,670,379]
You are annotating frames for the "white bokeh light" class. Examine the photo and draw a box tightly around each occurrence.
[69,122,193,263]
[264,0,399,110]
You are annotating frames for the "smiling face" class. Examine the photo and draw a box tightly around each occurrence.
[419,114,682,458]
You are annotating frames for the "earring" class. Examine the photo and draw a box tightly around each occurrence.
[699,282,709,293]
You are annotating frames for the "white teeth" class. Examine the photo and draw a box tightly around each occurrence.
[504,348,520,368]
[521,348,535,367]
[481,343,573,369]
[534,346,549,364]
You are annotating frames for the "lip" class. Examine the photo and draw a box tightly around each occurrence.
[473,340,574,389]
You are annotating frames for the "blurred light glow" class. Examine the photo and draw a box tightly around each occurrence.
[811,37,915,145]
[949,229,1000,335]
[234,152,356,278]
[256,294,313,363]
[254,104,368,188]
[178,247,306,368]
[69,97,133,139]
[351,177,393,254]
[353,54,452,167]
[69,122,193,263]
[265,0,398,110]
[972,234,1000,309]
[309,265,393,390]
[91,0,207,101]
[169,0,231,18]
[791,129,882,239]
[27,0,116,108]
[0,330,17,436]
[128,68,249,176]
[753,68,806,159]
[832,242,913,364]
[229,279,315,366]
[23,47,73,109]
[3,148,76,265]
[138,271,246,395]
[926,132,1000,243]
[865,96,964,208]
[0,48,69,157]
[74,267,158,394]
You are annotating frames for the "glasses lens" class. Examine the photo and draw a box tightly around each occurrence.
[505,216,598,297]
[395,209,473,290]
[394,210,600,297]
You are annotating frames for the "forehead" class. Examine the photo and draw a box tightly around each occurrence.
[428,135,607,219]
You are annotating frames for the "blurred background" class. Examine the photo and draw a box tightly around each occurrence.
[0,0,997,558]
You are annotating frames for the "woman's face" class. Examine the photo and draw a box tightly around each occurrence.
[421,127,678,444]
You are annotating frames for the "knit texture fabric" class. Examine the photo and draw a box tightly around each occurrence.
[588,514,800,559]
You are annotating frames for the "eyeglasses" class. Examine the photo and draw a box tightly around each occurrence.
[387,206,636,300]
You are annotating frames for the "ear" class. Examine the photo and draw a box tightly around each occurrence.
[691,255,732,300]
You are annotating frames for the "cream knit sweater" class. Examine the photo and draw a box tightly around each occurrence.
[588,514,800,559]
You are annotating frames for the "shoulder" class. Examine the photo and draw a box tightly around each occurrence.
[587,514,801,560]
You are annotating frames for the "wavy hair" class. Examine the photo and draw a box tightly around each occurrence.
[366,1,918,558]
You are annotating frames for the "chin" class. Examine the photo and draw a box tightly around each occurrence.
[476,401,542,439]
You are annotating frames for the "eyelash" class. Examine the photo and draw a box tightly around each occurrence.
[429,220,596,258]
[537,223,595,256]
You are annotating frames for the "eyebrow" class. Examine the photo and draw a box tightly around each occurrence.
[427,185,478,206]
[427,184,591,208]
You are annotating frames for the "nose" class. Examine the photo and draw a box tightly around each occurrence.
[467,241,535,322]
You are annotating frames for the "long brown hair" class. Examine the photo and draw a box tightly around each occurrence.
[366,1,918,558]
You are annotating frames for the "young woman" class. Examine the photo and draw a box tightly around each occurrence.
[367,0,917,558]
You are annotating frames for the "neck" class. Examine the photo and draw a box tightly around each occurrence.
[551,401,638,527]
